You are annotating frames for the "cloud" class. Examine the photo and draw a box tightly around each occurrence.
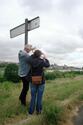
[20,0,53,12]
[31,29,83,67]
[31,29,83,54]
[79,29,83,39]
[57,0,82,13]
[0,38,24,62]
[20,0,83,14]
[0,0,83,67]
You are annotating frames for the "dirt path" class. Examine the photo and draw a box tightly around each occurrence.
[7,117,32,125]
[73,106,83,125]
[7,115,41,125]
[7,104,83,125]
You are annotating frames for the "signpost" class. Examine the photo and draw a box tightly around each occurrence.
[10,16,40,45]
[25,19,28,45]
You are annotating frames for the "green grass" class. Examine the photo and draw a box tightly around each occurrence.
[45,77,83,101]
[0,76,83,125]
[0,82,28,125]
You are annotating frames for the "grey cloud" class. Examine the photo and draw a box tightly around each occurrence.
[0,0,7,5]
[57,0,82,13]
[20,0,53,12]
[79,29,83,39]
[20,0,82,13]
[40,35,81,55]
[0,39,23,62]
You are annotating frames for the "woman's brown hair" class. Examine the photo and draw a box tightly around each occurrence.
[33,50,42,58]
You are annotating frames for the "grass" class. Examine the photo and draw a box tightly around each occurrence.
[45,77,83,100]
[43,103,63,125]
[0,76,83,125]
[0,82,28,125]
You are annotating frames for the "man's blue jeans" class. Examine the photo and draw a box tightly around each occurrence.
[29,83,45,114]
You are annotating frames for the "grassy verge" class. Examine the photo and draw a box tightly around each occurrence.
[0,76,83,125]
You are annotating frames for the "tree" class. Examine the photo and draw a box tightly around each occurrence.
[4,63,20,83]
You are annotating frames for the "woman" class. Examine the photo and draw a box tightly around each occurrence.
[28,50,50,114]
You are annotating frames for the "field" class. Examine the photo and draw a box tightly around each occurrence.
[0,76,83,125]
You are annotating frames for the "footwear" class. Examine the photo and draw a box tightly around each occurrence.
[28,110,34,115]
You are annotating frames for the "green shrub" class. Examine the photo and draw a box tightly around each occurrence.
[63,71,75,78]
[45,71,64,80]
[0,62,8,68]
[73,71,83,75]
[0,75,6,82]
[54,71,64,78]
[45,70,78,80]
[4,63,20,83]
[45,71,56,80]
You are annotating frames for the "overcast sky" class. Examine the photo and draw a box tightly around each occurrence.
[0,0,83,67]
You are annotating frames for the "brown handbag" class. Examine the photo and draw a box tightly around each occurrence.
[32,76,42,84]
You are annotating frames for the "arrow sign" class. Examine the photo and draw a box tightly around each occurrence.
[10,16,40,38]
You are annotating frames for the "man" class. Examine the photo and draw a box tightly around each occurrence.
[18,44,35,106]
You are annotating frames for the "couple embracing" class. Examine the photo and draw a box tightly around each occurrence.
[18,44,50,115]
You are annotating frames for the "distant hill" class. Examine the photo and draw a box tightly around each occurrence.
[50,63,82,71]
[0,61,82,71]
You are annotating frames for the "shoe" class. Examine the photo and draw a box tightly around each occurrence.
[28,110,34,115]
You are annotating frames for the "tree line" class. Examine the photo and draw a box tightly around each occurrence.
[0,63,83,83]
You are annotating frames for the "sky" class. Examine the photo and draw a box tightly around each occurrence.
[0,0,83,67]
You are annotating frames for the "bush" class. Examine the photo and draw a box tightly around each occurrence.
[54,71,64,78]
[4,63,20,83]
[63,71,75,78]
[0,75,6,83]
[45,70,77,80]
[45,71,64,80]
[45,71,56,80]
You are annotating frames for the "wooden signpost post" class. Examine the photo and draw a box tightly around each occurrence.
[10,16,40,45]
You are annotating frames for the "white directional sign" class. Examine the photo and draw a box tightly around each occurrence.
[28,17,40,31]
[10,16,40,38]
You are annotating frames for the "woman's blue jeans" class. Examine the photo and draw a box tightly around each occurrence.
[29,83,45,114]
